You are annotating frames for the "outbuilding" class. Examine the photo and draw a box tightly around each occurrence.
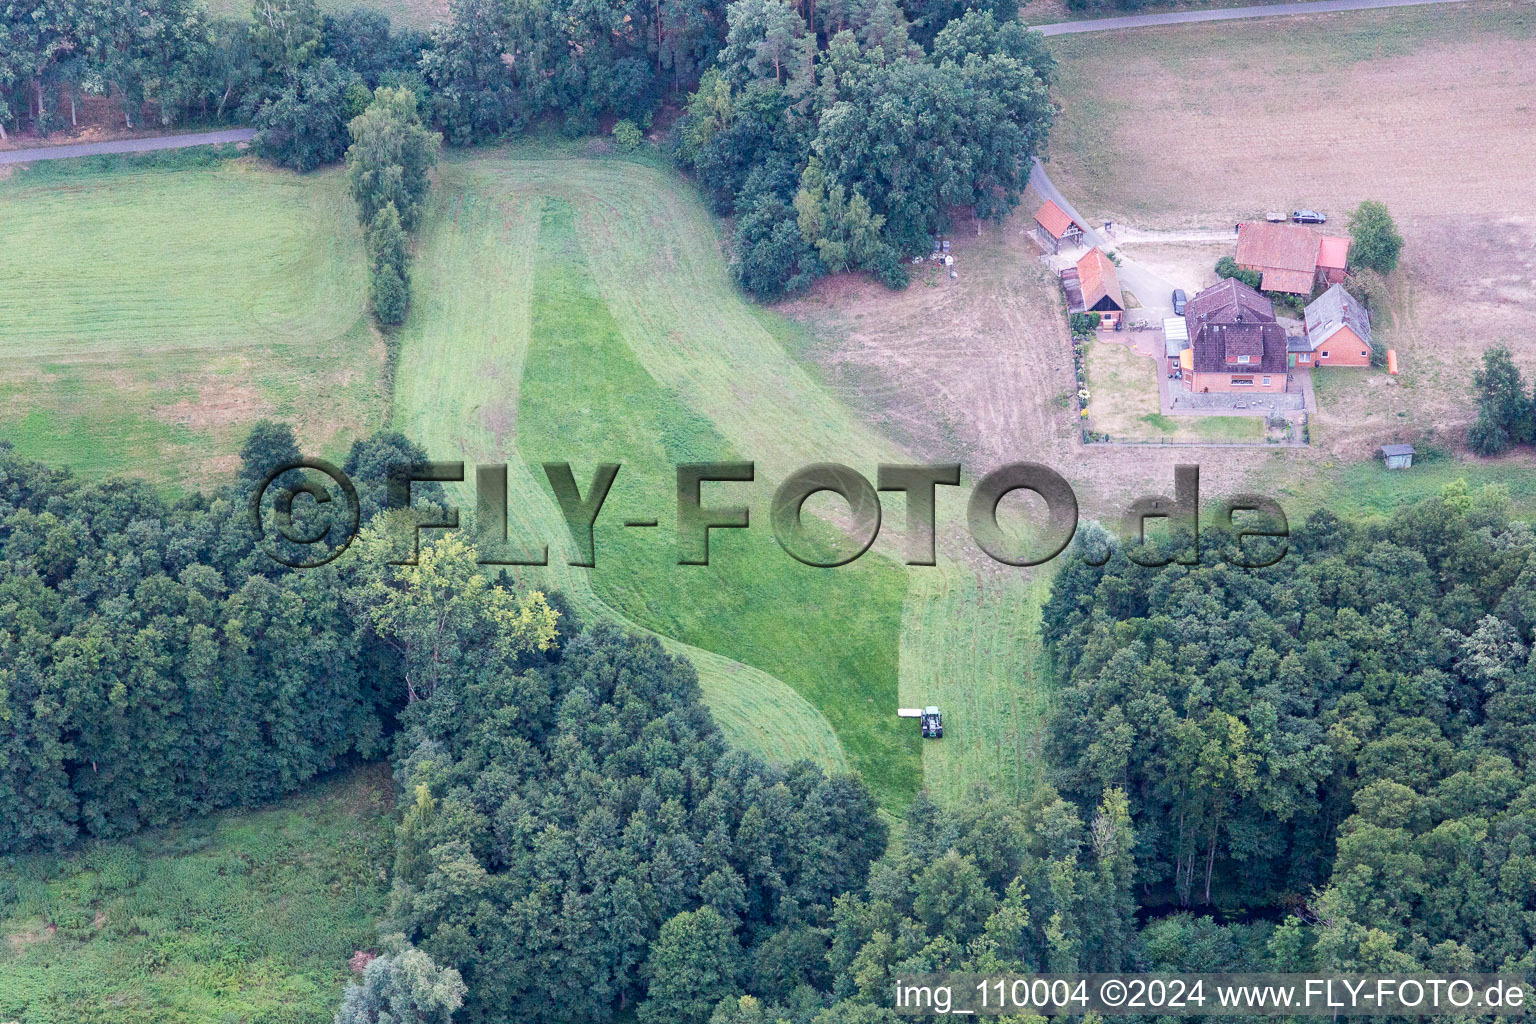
[1164,317,1189,372]
[1380,443,1416,470]
[1235,221,1323,294]
[1034,199,1084,254]
[1316,235,1351,286]
[1061,247,1124,327]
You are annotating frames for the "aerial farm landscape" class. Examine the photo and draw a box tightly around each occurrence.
[1,0,1534,1021]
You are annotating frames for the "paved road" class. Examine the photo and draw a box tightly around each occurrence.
[1038,0,1471,35]
[0,128,256,166]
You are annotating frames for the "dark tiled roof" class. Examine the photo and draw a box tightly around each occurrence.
[1191,322,1289,375]
[1185,278,1275,328]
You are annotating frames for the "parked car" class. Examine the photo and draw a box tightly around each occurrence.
[1292,209,1327,224]
[1172,288,1187,315]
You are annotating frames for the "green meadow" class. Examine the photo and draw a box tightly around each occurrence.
[0,766,392,1024]
[0,154,386,491]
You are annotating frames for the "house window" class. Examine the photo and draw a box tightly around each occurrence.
[1263,376,1272,386]
[1232,378,1254,387]
[1321,351,1329,359]
[1360,351,1368,357]
[1235,355,1251,364]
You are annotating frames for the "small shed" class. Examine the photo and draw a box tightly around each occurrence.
[1380,443,1415,470]
[1316,235,1351,286]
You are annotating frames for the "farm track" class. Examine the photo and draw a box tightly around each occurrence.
[1038,0,1472,35]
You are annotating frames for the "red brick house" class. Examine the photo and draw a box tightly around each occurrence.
[1299,284,1373,367]
[1182,278,1290,393]
[1034,200,1084,254]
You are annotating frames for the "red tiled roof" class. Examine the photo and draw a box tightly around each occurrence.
[1317,235,1351,271]
[1260,268,1316,294]
[1236,222,1322,293]
[1034,200,1079,240]
[1075,247,1123,312]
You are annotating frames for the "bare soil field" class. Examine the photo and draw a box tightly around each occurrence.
[1044,0,1536,458]
[1045,2,1536,225]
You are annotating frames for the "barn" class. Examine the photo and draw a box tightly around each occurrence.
[1301,284,1372,367]
[1034,199,1084,254]
[1235,221,1323,294]
[1063,247,1124,326]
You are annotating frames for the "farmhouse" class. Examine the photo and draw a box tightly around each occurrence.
[1182,278,1289,393]
[1033,199,1085,253]
[1235,221,1350,294]
[1060,247,1124,326]
[1298,284,1372,367]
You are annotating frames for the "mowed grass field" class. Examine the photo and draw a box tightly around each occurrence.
[0,144,1061,815]
[0,154,386,490]
[0,766,392,1024]
[391,150,1058,809]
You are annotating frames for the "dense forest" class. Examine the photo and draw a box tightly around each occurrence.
[3,428,1534,1021]
[1045,492,1536,973]
[0,0,1055,298]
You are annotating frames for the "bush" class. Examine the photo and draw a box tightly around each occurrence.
[1215,256,1262,290]
[1069,312,1101,335]
[612,119,642,150]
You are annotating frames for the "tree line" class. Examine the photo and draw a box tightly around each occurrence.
[3,0,1057,302]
